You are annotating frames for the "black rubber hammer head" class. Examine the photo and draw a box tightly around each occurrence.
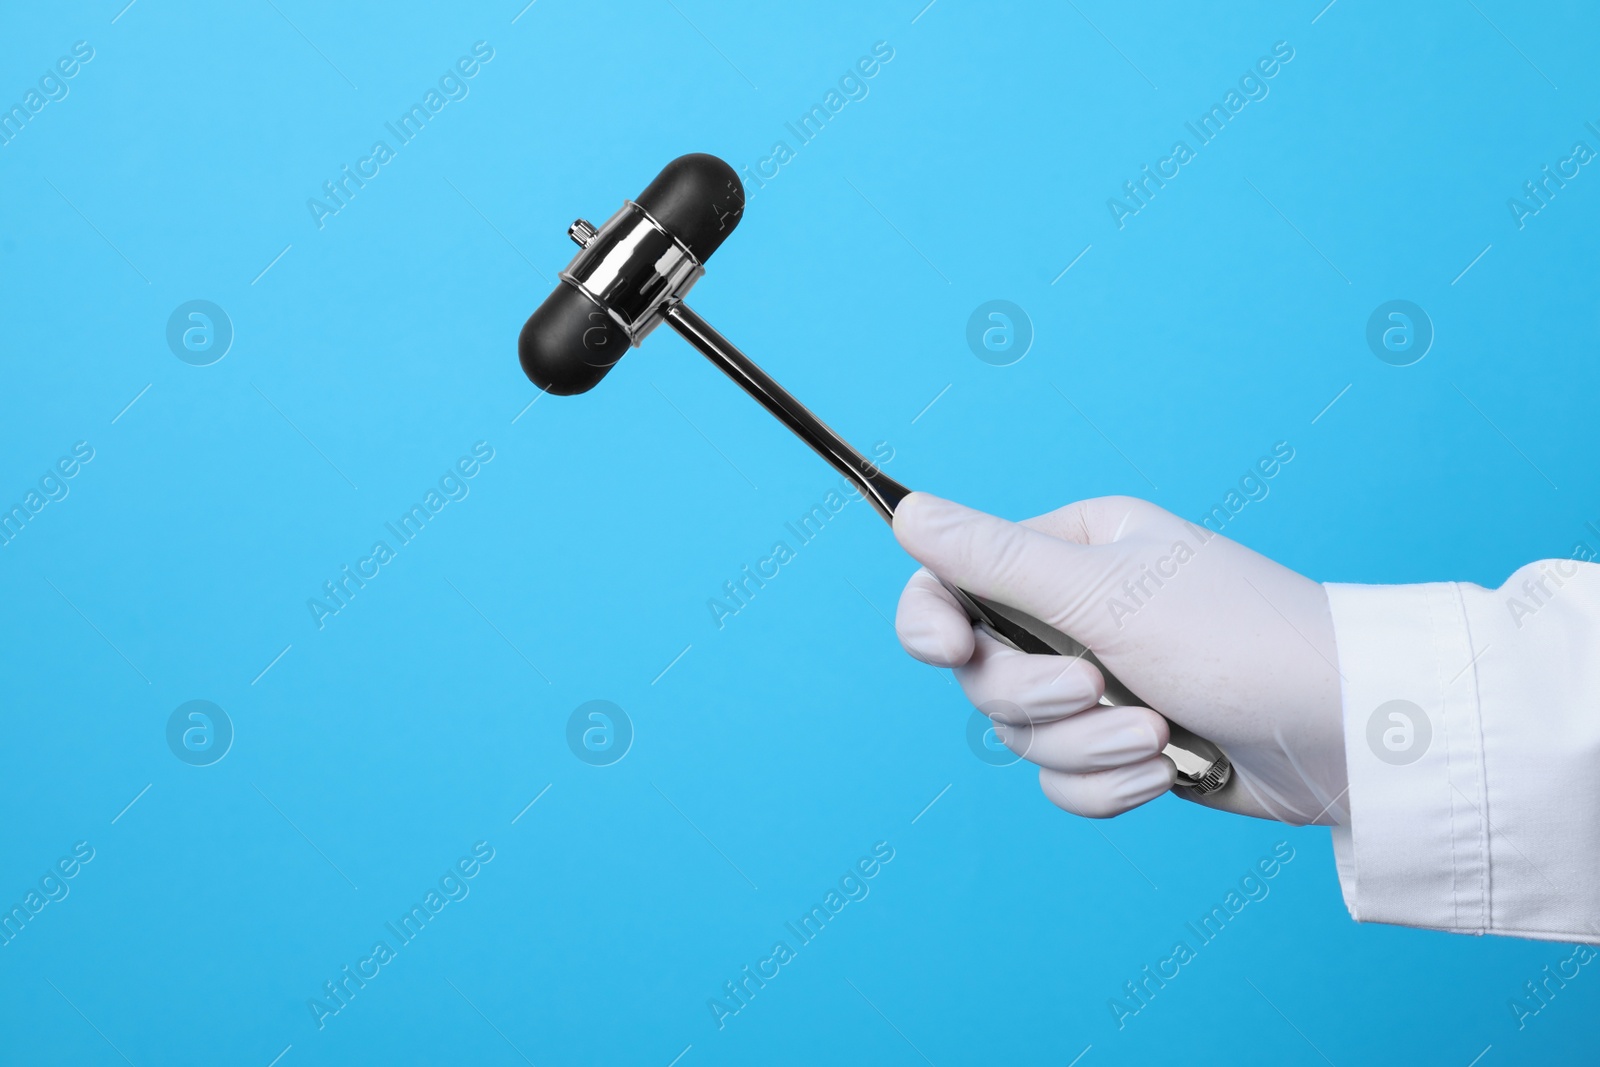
[518,154,745,395]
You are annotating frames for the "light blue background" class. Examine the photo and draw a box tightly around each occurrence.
[2,1,1597,1063]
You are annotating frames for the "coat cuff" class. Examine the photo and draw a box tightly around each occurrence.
[1323,581,1490,935]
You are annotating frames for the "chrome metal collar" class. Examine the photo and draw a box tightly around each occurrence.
[559,200,705,346]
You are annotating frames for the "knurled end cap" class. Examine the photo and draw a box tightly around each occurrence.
[1186,757,1233,795]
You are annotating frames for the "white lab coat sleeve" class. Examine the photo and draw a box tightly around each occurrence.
[1324,561,1600,943]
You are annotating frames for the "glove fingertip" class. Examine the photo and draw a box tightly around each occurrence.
[895,564,975,667]
[895,611,975,667]
[889,492,941,558]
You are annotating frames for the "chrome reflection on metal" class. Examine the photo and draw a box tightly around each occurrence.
[560,201,704,345]
[966,593,1233,794]
[662,302,909,523]
[1166,730,1233,794]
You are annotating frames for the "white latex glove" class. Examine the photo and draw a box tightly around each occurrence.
[892,492,1347,824]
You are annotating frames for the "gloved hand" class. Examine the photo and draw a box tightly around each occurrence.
[892,492,1347,824]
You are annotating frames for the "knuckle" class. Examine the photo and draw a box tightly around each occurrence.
[895,571,973,667]
[1040,769,1122,819]
[983,528,1037,604]
[1086,495,1164,543]
[1077,793,1124,819]
[1039,656,1105,709]
[958,659,1030,723]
